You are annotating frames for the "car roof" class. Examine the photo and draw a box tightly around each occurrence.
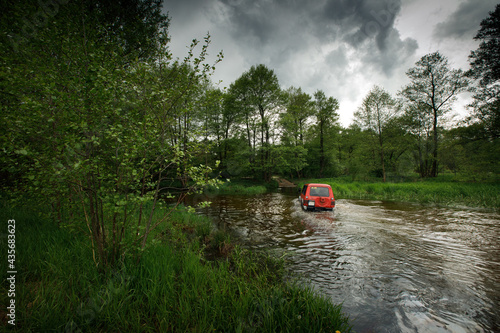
[305,183,332,188]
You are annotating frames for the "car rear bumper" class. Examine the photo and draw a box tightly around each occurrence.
[306,206,334,211]
[299,197,335,211]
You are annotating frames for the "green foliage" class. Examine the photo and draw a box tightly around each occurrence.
[466,3,500,144]
[444,124,500,178]
[0,0,223,268]
[271,145,309,178]
[468,3,500,88]
[354,86,399,182]
[226,64,284,181]
[312,90,340,178]
[281,87,313,147]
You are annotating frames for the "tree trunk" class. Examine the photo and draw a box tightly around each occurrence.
[319,121,325,178]
[379,134,386,182]
[381,149,386,182]
[431,109,439,177]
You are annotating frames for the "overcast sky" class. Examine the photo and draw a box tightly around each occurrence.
[163,0,498,126]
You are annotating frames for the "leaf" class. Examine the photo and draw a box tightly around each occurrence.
[15,149,28,155]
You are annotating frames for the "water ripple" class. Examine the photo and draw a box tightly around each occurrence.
[196,194,500,333]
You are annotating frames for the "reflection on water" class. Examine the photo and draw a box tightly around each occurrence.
[191,193,500,332]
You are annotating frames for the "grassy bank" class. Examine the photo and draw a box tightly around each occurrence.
[0,201,351,332]
[298,177,500,209]
[205,178,277,195]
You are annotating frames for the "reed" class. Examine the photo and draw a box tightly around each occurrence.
[0,200,352,332]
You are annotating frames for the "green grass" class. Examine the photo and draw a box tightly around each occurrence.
[206,178,272,195]
[297,177,500,209]
[0,201,351,332]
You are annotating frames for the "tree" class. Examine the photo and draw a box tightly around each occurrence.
[399,52,469,177]
[313,90,340,178]
[0,0,222,269]
[227,74,258,175]
[281,87,313,146]
[445,124,500,178]
[469,4,500,87]
[354,86,398,182]
[229,64,283,181]
[279,87,313,177]
[1,0,169,60]
[400,103,436,178]
[337,125,367,180]
[467,3,500,140]
[201,87,243,172]
[382,116,413,179]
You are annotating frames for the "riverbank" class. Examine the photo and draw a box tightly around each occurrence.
[205,178,277,195]
[0,201,351,332]
[297,177,500,209]
[211,176,499,209]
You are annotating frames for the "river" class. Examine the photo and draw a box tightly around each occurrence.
[190,192,500,332]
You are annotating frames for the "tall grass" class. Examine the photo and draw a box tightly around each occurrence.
[0,201,351,332]
[205,179,269,195]
[298,178,500,209]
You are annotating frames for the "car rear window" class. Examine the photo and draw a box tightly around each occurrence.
[309,186,330,197]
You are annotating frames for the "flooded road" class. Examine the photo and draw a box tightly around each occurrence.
[193,192,500,332]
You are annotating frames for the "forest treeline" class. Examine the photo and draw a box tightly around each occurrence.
[1,0,499,267]
[199,22,499,182]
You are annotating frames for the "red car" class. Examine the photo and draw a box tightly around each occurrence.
[299,183,335,211]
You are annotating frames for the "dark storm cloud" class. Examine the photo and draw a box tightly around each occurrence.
[434,0,498,40]
[215,0,416,77]
[217,0,404,50]
[320,0,418,76]
[360,28,418,76]
[322,0,402,50]
[217,0,309,45]
[163,0,205,21]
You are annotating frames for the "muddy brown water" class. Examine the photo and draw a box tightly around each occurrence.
[187,192,500,332]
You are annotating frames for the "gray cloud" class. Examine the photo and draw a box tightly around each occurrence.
[218,1,278,44]
[163,0,207,22]
[320,0,417,77]
[212,0,416,77]
[217,0,405,50]
[216,0,314,47]
[434,0,498,40]
[360,28,418,76]
[326,47,349,68]
[320,0,402,49]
